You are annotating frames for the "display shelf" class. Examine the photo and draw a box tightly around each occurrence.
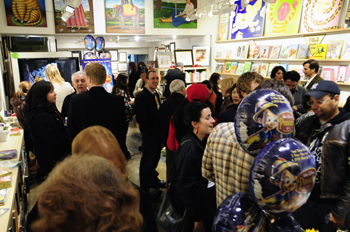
[215,28,350,43]
[215,58,350,63]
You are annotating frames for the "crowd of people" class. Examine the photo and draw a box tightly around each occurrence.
[8,58,350,232]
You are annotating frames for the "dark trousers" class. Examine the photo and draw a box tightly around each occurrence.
[293,199,350,232]
[140,132,162,191]
[119,123,130,158]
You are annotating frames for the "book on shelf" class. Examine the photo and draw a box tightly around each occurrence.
[287,44,299,59]
[0,160,21,169]
[217,12,230,41]
[346,66,350,83]
[267,63,279,77]
[230,62,238,74]
[251,64,261,73]
[248,46,256,59]
[279,63,289,72]
[288,65,299,72]
[224,61,232,73]
[253,46,260,59]
[215,64,224,73]
[237,46,242,58]
[243,62,253,73]
[0,168,11,178]
[236,64,245,75]
[0,189,7,206]
[297,44,309,59]
[320,68,335,81]
[313,44,329,59]
[338,66,348,82]
[0,208,9,218]
[223,49,232,59]
[260,63,269,77]
[215,50,222,58]
[0,175,11,190]
[344,1,350,28]
[259,45,270,59]
[240,45,250,59]
[279,45,289,59]
[326,40,343,59]
[296,67,306,80]
[341,40,350,59]
[0,150,17,160]
[269,46,282,59]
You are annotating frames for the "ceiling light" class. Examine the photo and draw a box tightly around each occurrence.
[135,36,140,41]
[172,35,176,39]
[116,36,120,41]
[208,5,213,17]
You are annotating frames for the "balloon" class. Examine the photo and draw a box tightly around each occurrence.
[84,35,95,51]
[268,213,302,232]
[83,52,97,60]
[95,36,105,53]
[99,50,111,59]
[249,138,316,214]
[212,193,266,232]
[235,89,294,155]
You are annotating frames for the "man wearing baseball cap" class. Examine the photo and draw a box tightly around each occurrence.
[295,80,350,231]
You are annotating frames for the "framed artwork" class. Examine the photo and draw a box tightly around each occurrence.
[110,50,118,61]
[53,0,94,33]
[71,51,82,65]
[174,50,193,67]
[119,52,127,63]
[111,62,118,72]
[158,47,167,52]
[118,63,128,72]
[156,52,172,68]
[217,12,230,41]
[105,0,145,34]
[192,46,210,66]
[170,42,176,51]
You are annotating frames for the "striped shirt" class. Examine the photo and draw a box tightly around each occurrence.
[202,122,255,207]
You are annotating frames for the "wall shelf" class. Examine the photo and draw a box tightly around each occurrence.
[215,58,350,63]
[215,28,350,43]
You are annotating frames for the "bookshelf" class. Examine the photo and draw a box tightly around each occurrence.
[155,67,210,85]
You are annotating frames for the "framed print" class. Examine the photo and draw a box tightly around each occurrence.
[192,46,210,66]
[71,51,82,65]
[111,62,118,72]
[119,52,127,63]
[174,50,193,67]
[118,63,128,72]
[170,42,176,51]
[156,52,172,69]
[158,47,166,52]
[110,50,118,61]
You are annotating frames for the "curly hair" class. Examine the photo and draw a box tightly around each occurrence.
[14,81,32,101]
[31,155,142,232]
[112,73,128,95]
[256,79,294,106]
[45,64,65,85]
[236,72,264,99]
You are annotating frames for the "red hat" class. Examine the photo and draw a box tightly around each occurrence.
[187,83,209,103]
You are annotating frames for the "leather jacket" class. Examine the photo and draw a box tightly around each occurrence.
[295,109,350,220]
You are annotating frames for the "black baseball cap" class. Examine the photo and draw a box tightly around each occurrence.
[306,80,340,99]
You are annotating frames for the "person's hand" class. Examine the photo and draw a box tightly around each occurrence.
[137,88,142,93]
[292,106,298,111]
[193,221,205,232]
[329,212,344,229]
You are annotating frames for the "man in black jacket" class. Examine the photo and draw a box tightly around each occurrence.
[67,63,128,158]
[294,81,350,231]
[163,62,186,98]
[135,71,165,192]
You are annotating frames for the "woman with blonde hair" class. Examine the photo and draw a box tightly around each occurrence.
[45,64,74,111]
[31,155,143,232]
[219,77,238,114]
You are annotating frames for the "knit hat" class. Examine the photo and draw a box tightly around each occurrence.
[187,83,209,103]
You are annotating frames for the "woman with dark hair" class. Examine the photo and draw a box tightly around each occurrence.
[169,101,216,232]
[112,73,133,160]
[137,61,147,75]
[209,73,223,116]
[24,81,70,176]
[128,61,139,98]
[270,66,286,82]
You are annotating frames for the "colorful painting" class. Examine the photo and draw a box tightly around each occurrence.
[300,0,344,32]
[54,0,94,33]
[106,0,145,33]
[264,0,302,36]
[153,0,197,29]
[4,0,47,27]
[344,1,350,28]
[230,0,266,39]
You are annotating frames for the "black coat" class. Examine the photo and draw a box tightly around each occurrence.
[61,92,76,119]
[159,92,185,145]
[164,68,186,98]
[67,87,127,145]
[128,70,140,98]
[135,88,161,135]
[26,105,70,175]
[217,103,239,124]
[213,87,223,118]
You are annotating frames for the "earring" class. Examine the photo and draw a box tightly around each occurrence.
[196,127,199,135]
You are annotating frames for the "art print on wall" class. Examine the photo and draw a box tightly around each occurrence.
[217,13,230,41]
[264,0,303,36]
[230,0,266,39]
[53,0,94,33]
[106,0,145,34]
[300,0,344,32]
[4,0,47,27]
[192,46,210,66]
[154,0,197,29]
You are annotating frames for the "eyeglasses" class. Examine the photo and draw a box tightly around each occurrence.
[307,96,333,106]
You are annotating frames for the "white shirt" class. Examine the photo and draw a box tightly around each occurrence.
[53,82,75,112]
[305,74,317,89]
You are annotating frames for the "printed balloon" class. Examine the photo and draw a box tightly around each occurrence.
[83,52,97,60]
[99,50,111,59]
[95,36,105,53]
[268,213,302,232]
[235,89,294,155]
[249,138,316,214]
[213,193,266,232]
[84,35,95,51]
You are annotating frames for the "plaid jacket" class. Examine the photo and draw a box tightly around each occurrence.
[202,122,255,207]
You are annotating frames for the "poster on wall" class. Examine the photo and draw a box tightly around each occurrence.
[264,0,303,36]
[217,13,230,41]
[53,0,94,33]
[82,59,113,93]
[230,0,266,39]
[153,0,197,29]
[4,0,47,27]
[300,0,344,32]
[105,0,145,34]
